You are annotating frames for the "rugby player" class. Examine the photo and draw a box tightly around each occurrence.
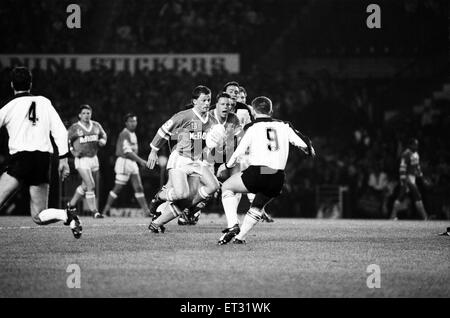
[390,138,428,220]
[217,96,315,245]
[146,85,222,232]
[0,67,82,238]
[67,105,107,218]
[101,113,151,217]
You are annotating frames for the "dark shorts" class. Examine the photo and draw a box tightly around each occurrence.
[6,151,51,186]
[241,165,285,198]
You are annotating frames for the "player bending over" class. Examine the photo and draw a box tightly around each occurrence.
[102,113,151,217]
[146,85,222,232]
[67,105,107,218]
[0,67,82,238]
[216,96,315,245]
[390,138,428,220]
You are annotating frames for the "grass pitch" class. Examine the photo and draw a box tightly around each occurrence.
[0,215,449,298]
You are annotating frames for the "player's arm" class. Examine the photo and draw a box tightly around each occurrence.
[287,124,315,157]
[0,104,9,128]
[48,103,70,180]
[147,113,182,169]
[122,135,146,167]
[225,127,252,169]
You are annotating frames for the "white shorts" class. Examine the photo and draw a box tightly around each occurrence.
[114,157,139,185]
[74,156,99,172]
[166,151,204,176]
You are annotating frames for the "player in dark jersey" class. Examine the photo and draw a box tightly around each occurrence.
[390,138,428,220]
[146,86,222,232]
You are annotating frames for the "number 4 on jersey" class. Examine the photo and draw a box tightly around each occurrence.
[28,101,38,125]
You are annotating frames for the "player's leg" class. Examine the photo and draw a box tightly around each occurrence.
[29,184,82,238]
[158,168,190,202]
[101,183,125,216]
[130,173,151,217]
[217,172,250,245]
[390,183,407,219]
[221,171,248,227]
[247,193,274,222]
[0,173,20,210]
[235,193,274,243]
[188,164,220,215]
[149,201,186,233]
[102,158,129,216]
[76,168,99,217]
[410,182,428,220]
[68,181,87,208]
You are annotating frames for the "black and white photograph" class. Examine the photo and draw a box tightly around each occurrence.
[0,0,449,302]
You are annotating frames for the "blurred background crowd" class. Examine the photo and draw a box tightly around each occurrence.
[1,0,449,219]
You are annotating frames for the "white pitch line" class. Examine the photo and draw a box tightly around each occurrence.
[0,223,148,231]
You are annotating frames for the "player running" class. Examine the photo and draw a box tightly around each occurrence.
[390,138,428,220]
[67,105,107,219]
[101,113,151,217]
[217,96,315,245]
[223,82,275,222]
[146,85,222,232]
[0,67,82,238]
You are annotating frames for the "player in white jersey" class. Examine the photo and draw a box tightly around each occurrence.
[217,96,315,245]
[223,82,275,222]
[101,113,151,216]
[0,67,82,238]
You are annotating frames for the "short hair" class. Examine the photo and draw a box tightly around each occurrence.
[192,85,211,100]
[11,67,32,91]
[124,112,137,122]
[79,104,92,113]
[216,92,231,103]
[239,86,247,96]
[223,81,240,92]
[251,96,273,115]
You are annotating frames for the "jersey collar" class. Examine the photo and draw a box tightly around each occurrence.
[4,92,33,104]
[192,108,209,124]
[78,120,93,132]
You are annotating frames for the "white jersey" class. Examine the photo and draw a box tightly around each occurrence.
[227,117,309,171]
[0,93,69,156]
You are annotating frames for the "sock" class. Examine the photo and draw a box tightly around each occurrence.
[102,191,117,214]
[85,191,98,213]
[247,193,255,204]
[153,202,179,226]
[390,200,401,219]
[38,208,68,223]
[69,186,85,207]
[135,192,150,215]
[222,190,239,228]
[235,207,263,241]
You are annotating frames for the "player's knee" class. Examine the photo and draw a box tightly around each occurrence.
[86,184,95,192]
[134,192,145,200]
[222,189,235,199]
[76,185,87,196]
[170,188,189,201]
